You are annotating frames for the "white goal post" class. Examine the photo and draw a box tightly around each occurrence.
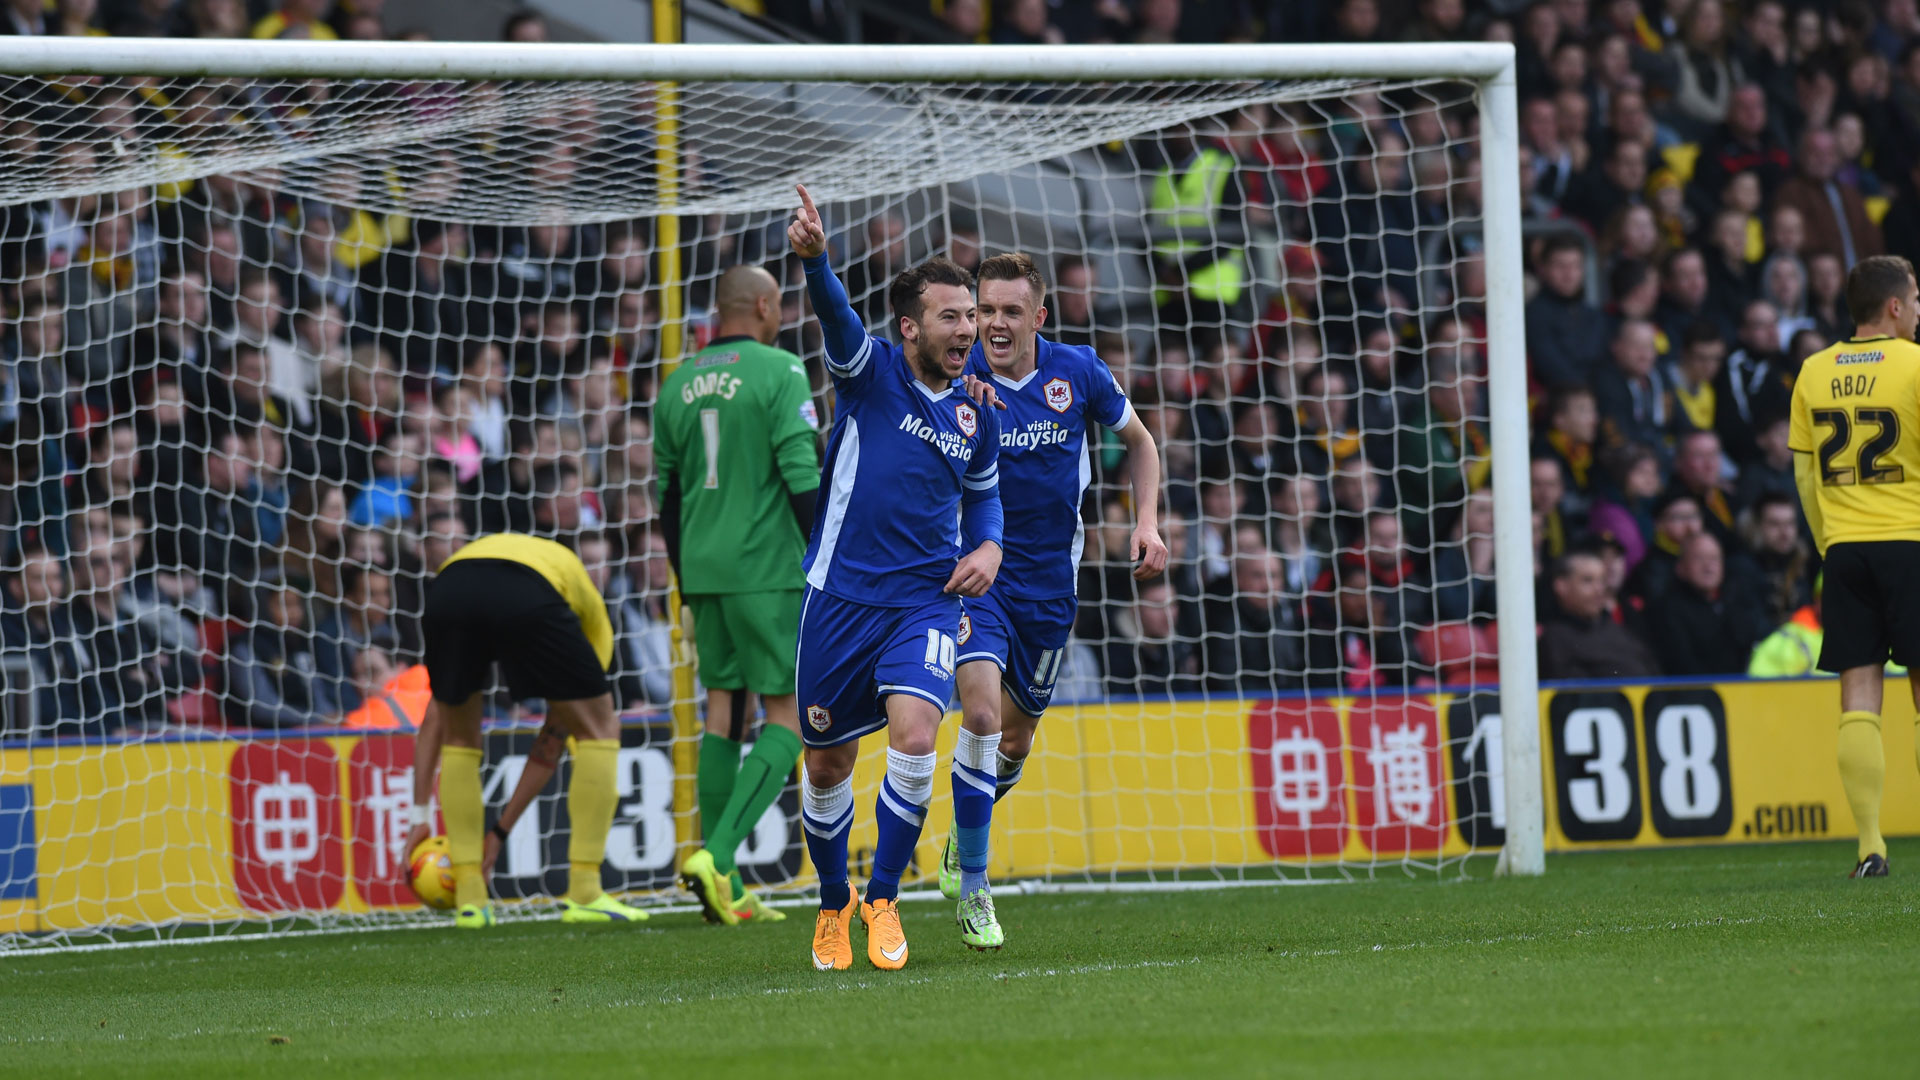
[0,37,1541,952]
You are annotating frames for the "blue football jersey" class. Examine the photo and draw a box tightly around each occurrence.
[966,335,1132,600]
[802,255,1003,607]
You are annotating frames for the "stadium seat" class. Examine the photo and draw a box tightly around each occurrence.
[1418,622,1500,687]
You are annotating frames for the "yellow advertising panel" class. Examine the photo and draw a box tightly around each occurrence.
[2,678,1915,941]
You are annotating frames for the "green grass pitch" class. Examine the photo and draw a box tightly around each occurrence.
[5,841,1917,1079]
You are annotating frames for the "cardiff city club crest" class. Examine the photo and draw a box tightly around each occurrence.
[807,705,832,732]
[1044,377,1073,414]
[955,401,978,437]
[958,613,973,645]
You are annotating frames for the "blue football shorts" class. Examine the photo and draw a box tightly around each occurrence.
[957,589,1078,719]
[794,587,963,748]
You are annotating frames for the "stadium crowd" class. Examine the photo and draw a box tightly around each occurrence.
[0,0,1917,739]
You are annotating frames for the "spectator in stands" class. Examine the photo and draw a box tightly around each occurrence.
[1107,577,1201,697]
[844,210,910,329]
[1730,410,1794,514]
[1052,255,1097,349]
[994,0,1065,46]
[501,9,546,42]
[1626,489,1703,604]
[1305,562,1412,692]
[1525,236,1608,390]
[79,421,141,512]
[1204,530,1304,694]
[224,582,324,728]
[363,218,470,375]
[1666,0,1744,136]
[1431,488,1497,623]
[1394,358,1488,548]
[1746,574,1840,678]
[135,267,214,376]
[1654,247,1722,343]
[1704,209,1758,319]
[253,0,335,39]
[1586,441,1664,572]
[1691,85,1793,216]
[1760,254,1814,342]
[69,542,170,732]
[1534,385,1601,508]
[1667,429,1737,549]
[314,343,398,488]
[1316,129,1420,315]
[1804,251,1850,341]
[152,430,260,613]
[612,530,674,709]
[1531,454,1575,564]
[1773,126,1885,265]
[1593,317,1672,452]
[350,427,421,530]
[1743,489,1814,626]
[1716,298,1793,464]
[1647,532,1769,675]
[0,545,110,738]
[313,564,396,717]
[1669,321,1727,439]
[1538,547,1661,680]
[1563,135,1650,228]
[1524,96,1579,215]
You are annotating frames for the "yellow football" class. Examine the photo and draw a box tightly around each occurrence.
[408,835,457,911]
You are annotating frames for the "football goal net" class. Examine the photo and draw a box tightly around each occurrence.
[0,38,1538,952]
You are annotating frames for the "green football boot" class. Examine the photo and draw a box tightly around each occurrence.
[561,893,651,923]
[956,889,1004,951]
[454,903,495,930]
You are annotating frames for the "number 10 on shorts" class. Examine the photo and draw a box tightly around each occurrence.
[924,629,956,676]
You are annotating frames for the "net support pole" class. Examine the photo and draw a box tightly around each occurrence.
[1478,55,1545,877]
[653,0,703,859]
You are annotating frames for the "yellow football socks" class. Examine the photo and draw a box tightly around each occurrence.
[442,745,487,907]
[1837,711,1887,861]
[567,739,621,904]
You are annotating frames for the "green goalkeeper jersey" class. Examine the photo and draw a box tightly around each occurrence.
[655,335,821,595]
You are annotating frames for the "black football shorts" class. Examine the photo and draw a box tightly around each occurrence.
[423,558,610,704]
[1817,540,1920,673]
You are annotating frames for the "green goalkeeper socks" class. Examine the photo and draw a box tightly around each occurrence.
[698,731,742,852]
[708,724,803,877]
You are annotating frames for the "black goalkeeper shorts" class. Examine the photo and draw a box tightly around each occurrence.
[1818,541,1920,673]
[423,558,610,704]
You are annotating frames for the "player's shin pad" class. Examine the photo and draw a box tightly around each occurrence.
[567,739,621,903]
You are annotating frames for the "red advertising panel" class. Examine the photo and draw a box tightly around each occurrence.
[350,735,432,908]
[229,741,344,912]
[1249,700,1347,857]
[1350,697,1447,854]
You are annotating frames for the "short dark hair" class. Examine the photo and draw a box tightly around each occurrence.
[1550,549,1603,582]
[1538,235,1585,265]
[888,257,974,323]
[977,252,1046,307]
[1845,254,1917,326]
[1753,490,1798,518]
[1547,385,1595,419]
[1681,320,1724,351]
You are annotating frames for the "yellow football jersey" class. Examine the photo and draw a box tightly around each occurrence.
[1789,335,1920,546]
[439,533,615,670]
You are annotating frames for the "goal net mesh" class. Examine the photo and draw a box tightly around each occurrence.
[0,69,1500,951]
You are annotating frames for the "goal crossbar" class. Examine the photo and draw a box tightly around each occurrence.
[0,38,1516,83]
